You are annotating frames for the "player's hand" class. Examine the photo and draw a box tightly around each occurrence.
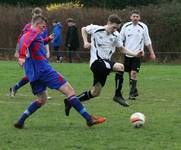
[14,52,19,58]
[49,33,55,40]
[136,50,144,57]
[18,58,25,67]
[149,53,156,61]
[83,42,91,49]
[46,52,50,59]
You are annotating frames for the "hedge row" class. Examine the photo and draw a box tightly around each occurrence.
[0,1,180,54]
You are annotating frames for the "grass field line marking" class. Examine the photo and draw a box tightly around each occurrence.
[5,93,65,97]
[0,100,62,106]
[0,96,111,106]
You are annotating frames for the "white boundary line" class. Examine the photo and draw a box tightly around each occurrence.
[0,94,111,106]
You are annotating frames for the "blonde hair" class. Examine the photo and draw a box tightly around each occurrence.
[32,14,46,25]
[32,7,43,17]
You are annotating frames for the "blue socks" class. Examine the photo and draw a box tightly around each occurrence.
[17,101,42,125]
[69,96,92,122]
[14,76,29,91]
[17,96,92,125]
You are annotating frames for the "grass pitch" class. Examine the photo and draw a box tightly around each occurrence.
[0,61,181,150]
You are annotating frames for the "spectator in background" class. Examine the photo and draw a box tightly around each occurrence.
[65,18,80,63]
[52,20,63,63]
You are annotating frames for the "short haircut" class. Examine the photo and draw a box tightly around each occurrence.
[52,20,58,24]
[130,9,141,16]
[32,7,43,16]
[32,14,46,24]
[108,14,121,24]
[66,18,75,23]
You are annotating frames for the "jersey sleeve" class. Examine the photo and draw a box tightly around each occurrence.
[143,24,152,46]
[19,28,40,59]
[119,24,126,42]
[85,24,100,34]
[22,23,31,33]
[43,36,52,45]
[115,33,123,48]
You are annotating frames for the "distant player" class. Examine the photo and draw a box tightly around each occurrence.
[10,7,50,98]
[114,10,156,100]
[14,15,106,129]
[52,20,63,63]
[64,14,143,116]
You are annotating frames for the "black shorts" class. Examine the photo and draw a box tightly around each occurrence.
[90,59,115,87]
[124,56,141,72]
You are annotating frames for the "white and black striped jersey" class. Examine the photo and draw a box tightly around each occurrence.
[85,24,123,66]
[120,21,151,57]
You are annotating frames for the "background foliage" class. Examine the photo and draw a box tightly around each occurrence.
[0,0,180,62]
[0,0,179,8]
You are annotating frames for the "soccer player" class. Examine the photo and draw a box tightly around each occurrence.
[14,15,106,129]
[114,10,156,100]
[64,14,143,116]
[52,20,63,63]
[10,7,50,97]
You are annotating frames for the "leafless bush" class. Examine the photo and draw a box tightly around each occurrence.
[0,2,180,62]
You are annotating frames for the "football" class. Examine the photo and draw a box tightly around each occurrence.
[130,112,145,128]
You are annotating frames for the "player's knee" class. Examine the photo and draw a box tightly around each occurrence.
[67,89,76,98]
[91,90,101,97]
[113,63,124,72]
[131,71,137,79]
[37,98,46,105]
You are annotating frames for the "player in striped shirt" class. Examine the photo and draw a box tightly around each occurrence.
[10,7,51,98]
[14,15,106,129]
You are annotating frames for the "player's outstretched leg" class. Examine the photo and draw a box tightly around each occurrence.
[68,95,106,127]
[78,90,94,102]
[64,98,71,116]
[10,76,29,97]
[64,90,94,116]
[61,82,106,126]
[87,115,106,127]
[14,100,44,129]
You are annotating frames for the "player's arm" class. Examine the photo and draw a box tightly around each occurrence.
[81,27,91,49]
[43,34,54,58]
[119,47,143,57]
[18,45,26,67]
[45,45,50,58]
[146,44,156,60]
[43,33,54,44]
[14,42,20,58]
[18,28,40,67]
[143,25,156,60]
[18,58,25,67]
[116,33,143,57]
[119,24,126,42]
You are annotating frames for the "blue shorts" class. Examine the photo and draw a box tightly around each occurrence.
[30,70,67,95]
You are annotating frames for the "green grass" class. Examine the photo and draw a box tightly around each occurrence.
[0,61,181,150]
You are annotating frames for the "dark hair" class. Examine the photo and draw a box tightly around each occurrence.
[52,20,58,24]
[32,14,46,24]
[130,9,141,16]
[32,7,43,16]
[66,18,75,23]
[108,14,121,24]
